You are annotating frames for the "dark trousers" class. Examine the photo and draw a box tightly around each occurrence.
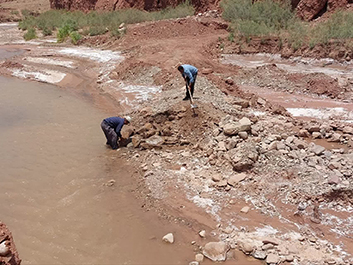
[101,120,118,150]
[185,73,197,98]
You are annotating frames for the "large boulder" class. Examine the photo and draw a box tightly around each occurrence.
[296,0,328,21]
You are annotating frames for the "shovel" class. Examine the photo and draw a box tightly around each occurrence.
[186,84,197,110]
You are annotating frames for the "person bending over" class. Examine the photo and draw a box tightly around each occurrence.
[177,64,198,101]
[101,116,131,150]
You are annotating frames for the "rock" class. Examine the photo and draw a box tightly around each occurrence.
[162,233,174,243]
[218,141,227,151]
[212,174,222,182]
[328,133,341,142]
[121,127,134,139]
[328,161,340,170]
[233,98,250,108]
[0,241,9,256]
[293,138,307,149]
[285,136,294,144]
[144,135,164,149]
[312,132,322,139]
[328,175,341,185]
[238,117,252,131]
[225,139,237,150]
[189,262,199,265]
[239,240,253,254]
[131,135,142,148]
[252,250,267,260]
[308,125,320,133]
[201,68,213,75]
[309,144,325,155]
[223,122,240,136]
[298,129,310,138]
[343,126,353,134]
[195,253,204,262]
[266,253,280,264]
[203,242,229,262]
[240,206,250,213]
[216,180,228,187]
[268,141,278,150]
[199,230,206,238]
[227,173,247,186]
[238,131,248,140]
[276,141,286,150]
[262,243,274,250]
[262,237,279,245]
[106,179,115,187]
[257,97,266,105]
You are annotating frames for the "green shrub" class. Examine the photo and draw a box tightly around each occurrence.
[308,11,353,46]
[89,26,107,36]
[287,20,308,50]
[70,31,81,44]
[221,0,296,39]
[42,26,53,36]
[24,27,36,41]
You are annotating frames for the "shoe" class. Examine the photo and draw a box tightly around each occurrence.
[183,96,190,101]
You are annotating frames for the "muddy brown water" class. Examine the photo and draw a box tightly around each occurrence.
[0,75,264,265]
[0,75,200,264]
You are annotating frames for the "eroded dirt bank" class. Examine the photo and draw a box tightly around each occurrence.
[1,13,353,264]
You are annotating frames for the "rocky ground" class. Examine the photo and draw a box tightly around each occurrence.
[0,222,21,265]
[1,10,353,265]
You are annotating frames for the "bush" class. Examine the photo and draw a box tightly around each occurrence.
[24,27,36,40]
[309,11,353,46]
[89,26,107,36]
[221,0,296,38]
[70,31,81,44]
[42,26,53,36]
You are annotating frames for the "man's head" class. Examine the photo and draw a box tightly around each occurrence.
[124,116,132,124]
[177,65,184,74]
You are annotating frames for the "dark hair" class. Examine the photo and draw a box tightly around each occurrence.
[177,65,184,72]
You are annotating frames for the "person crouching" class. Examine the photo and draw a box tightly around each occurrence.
[101,116,131,150]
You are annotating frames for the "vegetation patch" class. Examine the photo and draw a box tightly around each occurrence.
[19,2,194,42]
[23,27,36,41]
[221,0,353,52]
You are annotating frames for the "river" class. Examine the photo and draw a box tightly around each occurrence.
[0,74,197,264]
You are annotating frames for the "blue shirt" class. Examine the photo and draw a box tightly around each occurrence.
[181,64,198,83]
[104,116,125,137]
